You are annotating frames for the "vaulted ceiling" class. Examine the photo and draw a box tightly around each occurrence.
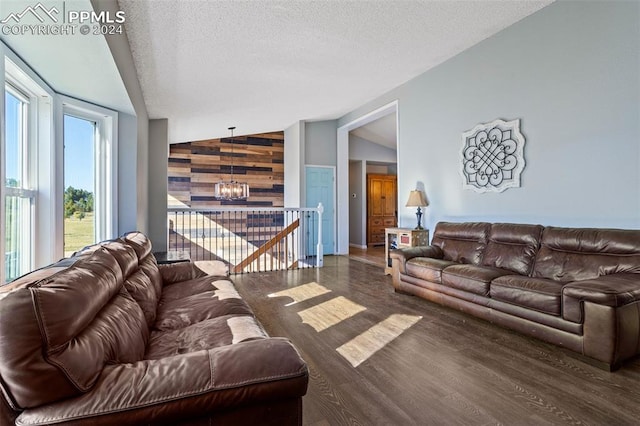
[119,0,553,143]
[0,1,554,145]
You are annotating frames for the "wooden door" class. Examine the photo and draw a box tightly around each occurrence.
[366,174,397,246]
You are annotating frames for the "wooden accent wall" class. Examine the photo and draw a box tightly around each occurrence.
[168,131,284,207]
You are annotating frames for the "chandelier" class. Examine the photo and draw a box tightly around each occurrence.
[214,126,250,200]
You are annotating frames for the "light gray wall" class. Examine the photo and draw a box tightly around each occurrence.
[136,114,149,234]
[284,121,305,208]
[349,135,397,163]
[93,0,150,235]
[305,120,337,166]
[349,160,366,247]
[339,1,640,232]
[367,164,396,175]
[117,112,138,234]
[148,119,168,250]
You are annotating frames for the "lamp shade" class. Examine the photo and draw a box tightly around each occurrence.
[405,190,428,207]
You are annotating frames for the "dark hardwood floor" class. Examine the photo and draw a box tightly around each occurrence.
[348,245,386,268]
[232,256,640,425]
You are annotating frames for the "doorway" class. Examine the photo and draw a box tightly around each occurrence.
[336,101,399,255]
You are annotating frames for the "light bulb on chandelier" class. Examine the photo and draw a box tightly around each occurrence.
[214,126,250,201]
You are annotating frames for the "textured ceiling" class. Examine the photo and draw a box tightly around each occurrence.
[119,0,553,143]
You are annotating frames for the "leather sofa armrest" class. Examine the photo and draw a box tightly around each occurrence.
[158,262,208,285]
[562,273,640,323]
[16,338,308,426]
[390,246,443,274]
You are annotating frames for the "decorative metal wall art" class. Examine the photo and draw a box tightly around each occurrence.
[461,118,526,193]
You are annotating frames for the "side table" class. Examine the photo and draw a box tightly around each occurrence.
[154,251,191,265]
[384,228,429,275]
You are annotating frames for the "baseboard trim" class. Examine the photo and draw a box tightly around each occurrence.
[349,243,368,249]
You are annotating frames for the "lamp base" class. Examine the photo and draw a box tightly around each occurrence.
[415,207,423,230]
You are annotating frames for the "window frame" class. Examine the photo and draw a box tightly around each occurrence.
[2,58,52,283]
[3,85,36,281]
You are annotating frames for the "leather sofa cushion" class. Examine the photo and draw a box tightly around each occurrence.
[390,246,443,274]
[442,264,512,296]
[160,274,220,301]
[124,269,160,328]
[490,275,564,316]
[0,248,148,408]
[431,222,490,265]
[139,255,163,300]
[122,231,153,261]
[77,240,139,279]
[77,240,162,331]
[17,339,308,426]
[155,289,254,331]
[406,257,457,283]
[145,314,267,360]
[482,223,543,276]
[562,273,640,323]
[533,227,640,282]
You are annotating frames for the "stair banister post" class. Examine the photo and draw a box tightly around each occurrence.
[316,202,323,267]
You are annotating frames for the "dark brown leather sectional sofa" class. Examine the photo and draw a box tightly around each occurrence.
[0,232,308,425]
[391,222,640,370]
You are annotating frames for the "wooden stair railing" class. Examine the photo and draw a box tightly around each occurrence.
[232,219,300,273]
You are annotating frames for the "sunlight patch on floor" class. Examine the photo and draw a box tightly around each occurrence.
[336,314,422,367]
[298,296,366,332]
[267,282,331,306]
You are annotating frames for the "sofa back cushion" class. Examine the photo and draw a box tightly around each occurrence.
[76,240,139,279]
[533,227,640,282]
[76,238,162,329]
[124,268,160,328]
[0,248,148,409]
[431,222,490,265]
[122,231,153,260]
[122,231,163,306]
[482,223,543,275]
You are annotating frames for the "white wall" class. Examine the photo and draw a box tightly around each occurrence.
[338,1,640,233]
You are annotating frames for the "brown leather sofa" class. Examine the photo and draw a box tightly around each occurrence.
[390,222,640,370]
[0,232,308,425]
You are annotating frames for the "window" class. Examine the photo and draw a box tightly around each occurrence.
[4,85,35,281]
[62,98,118,256]
[2,55,53,284]
[1,52,117,285]
[63,115,96,255]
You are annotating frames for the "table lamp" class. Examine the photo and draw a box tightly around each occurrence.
[405,190,428,230]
